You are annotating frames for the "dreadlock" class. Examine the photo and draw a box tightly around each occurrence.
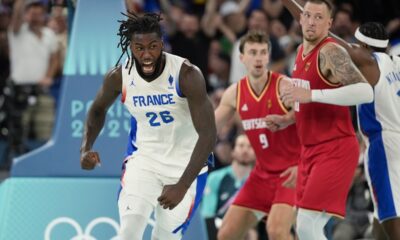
[359,22,389,52]
[116,12,162,73]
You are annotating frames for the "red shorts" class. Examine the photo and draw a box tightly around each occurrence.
[296,136,359,217]
[233,169,296,214]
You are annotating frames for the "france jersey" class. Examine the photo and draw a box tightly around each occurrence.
[358,52,400,222]
[121,53,200,178]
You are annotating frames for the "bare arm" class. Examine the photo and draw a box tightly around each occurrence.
[159,0,178,35]
[80,66,122,169]
[201,0,219,37]
[263,0,285,18]
[304,43,373,105]
[215,83,237,134]
[327,33,380,86]
[281,0,303,22]
[264,77,295,131]
[319,43,368,85]
[238,0,252,13]
[177,62,217,188]
[10,0,24,34]
[40,51,60,87]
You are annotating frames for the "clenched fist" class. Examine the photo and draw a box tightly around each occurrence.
[80,151,101,170]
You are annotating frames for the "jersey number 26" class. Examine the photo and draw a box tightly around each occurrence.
[146,111,174,127]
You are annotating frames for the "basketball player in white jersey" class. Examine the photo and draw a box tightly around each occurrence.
[278,1,400,237]
[80,12,216,240]
[349,22,400,239]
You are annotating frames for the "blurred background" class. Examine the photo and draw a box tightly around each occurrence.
[0,0,399,239]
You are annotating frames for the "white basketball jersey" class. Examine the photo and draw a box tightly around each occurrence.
[358,52,400,139]
[358,53,400,221]
[121,53,198,177]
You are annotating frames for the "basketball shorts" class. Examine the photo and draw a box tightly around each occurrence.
[118,157,207,235]
[233,169,296,215]
[296,136,359,217]
[364,131,400,222]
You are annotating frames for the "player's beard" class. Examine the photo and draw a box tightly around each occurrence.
[304,33,319,43]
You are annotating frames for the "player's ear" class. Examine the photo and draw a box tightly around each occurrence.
[328,17,332,29]
[239,53,244,63]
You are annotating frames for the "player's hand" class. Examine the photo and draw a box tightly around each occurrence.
[280,85,311,106]
[264,114,285,132]
[157,183,188,210]
[39,76,53,88]
[280,166,297,188]
[264,114,293,132]
[80,151,101,170]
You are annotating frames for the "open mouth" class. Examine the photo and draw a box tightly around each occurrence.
[255,65,263,70]
[142,62,154,74]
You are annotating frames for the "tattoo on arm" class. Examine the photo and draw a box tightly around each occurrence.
[321,44,367,85]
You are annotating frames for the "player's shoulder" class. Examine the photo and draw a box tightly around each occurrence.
[270,70,287,80]
[320,41,347,54]
[392,54,400,69]
[221,82,238,104]
[106,65,122,79]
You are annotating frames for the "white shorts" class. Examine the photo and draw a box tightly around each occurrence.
[364,131,400,222]
[118,157,207,234]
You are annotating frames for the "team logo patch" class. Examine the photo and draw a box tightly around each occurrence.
[168,75,174,89]
[305,62,311,71]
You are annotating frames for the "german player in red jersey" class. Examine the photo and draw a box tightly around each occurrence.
[265,0,373,239]
[215,30,301,240]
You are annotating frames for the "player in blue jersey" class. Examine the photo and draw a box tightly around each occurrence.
[280,0,400,238]
[80,12,216,240]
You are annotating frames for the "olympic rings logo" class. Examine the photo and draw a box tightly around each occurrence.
[44,217,120,240]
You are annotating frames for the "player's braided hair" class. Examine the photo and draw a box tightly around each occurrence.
[359,22,389,52]
[115,12,162,73]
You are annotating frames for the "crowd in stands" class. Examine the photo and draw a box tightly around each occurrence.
[0,0,399,239]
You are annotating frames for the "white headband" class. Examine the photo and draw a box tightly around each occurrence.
[355,27,389,48]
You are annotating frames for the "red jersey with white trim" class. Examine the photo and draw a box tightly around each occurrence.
[237,71,300,175]
[292,37,355,146]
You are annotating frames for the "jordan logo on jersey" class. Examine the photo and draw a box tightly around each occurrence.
[241,104,248,111]
[130,79,135,86]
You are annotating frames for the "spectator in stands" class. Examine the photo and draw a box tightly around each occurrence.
[8,0,59,153]
[331,8,356,43]
[202,0,249,55]
[202,134,257,240]
[47,3,68,106]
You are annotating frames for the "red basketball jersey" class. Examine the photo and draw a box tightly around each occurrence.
[237,72,300,175]
[292,37,355,146]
